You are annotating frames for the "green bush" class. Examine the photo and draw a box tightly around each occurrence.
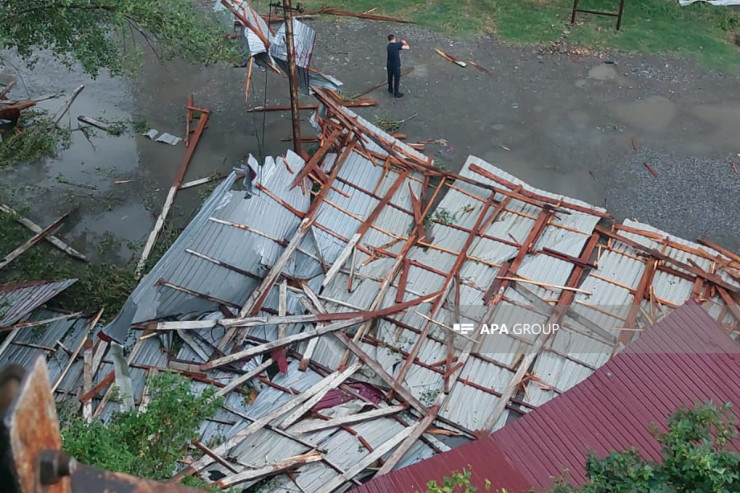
[62,372,221,481]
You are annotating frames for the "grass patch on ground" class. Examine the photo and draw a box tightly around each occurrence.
[299,0,740,72]
[0,211,137,320]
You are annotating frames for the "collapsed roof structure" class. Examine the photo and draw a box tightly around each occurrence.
[351,302,740,493]
[48,89,734,491]
[214,0,342,92]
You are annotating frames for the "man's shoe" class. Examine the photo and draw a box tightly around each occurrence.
[394,92,404,98]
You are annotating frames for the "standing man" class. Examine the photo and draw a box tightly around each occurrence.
[387,34,409,98]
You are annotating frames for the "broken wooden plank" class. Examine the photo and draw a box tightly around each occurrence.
[215,358,273,398]
[495,276,593,295]
[135,100,210,278]
[53,85,84,124]
[244,56,254,103]
[188,370,348,474]
[311,7,412,24]
[78,371,115,404]
[290,405,407,434]
[333,331,426,414]
[280,362,362,429]
[250,99,376,112]
[82,341,94,421]
[0,312,83,332]
[218,452,323,487]
[644,162,658,178]
[0,212,69,271]
[314,426,414,493]
[435,49,467,68]
[193,439,239,474]
[202,317,364,370]
[51,309,103,393]
[355,67,415,98]
[481,233,600,432]
[0,204,87,262]
[179,174,225,190]
[468,60,492,75]
[77,115,116,133]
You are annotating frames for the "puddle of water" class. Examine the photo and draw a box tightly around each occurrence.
[611,95,678,133]
[689,103,740,152]
[588,64,619,81]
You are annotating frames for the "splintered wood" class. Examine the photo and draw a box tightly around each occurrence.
[435,49,467,67]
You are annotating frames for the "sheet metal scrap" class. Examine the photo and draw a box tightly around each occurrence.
[0,280,77,327]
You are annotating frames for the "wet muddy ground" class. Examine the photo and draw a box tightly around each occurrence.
[1,16,739,264]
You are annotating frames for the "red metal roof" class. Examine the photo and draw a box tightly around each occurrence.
[352,302,740,493]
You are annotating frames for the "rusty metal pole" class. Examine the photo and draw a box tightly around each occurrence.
[283,0,302,156]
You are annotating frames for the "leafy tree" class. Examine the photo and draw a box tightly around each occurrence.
[0,0,242,77]
[552,402,740,493]
[61,372,222,482]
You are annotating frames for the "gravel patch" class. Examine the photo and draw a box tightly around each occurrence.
[605,147,740,251]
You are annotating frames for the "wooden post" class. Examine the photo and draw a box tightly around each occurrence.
[283,0,302,156]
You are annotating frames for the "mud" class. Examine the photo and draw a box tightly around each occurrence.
[1,16,739,262]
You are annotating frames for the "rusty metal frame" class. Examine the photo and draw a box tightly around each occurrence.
[571,0,627,31]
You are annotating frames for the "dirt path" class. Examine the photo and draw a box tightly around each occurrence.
[1,16,739,264]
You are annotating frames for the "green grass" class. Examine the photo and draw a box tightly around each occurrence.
[0,211,137,320]
[298,0,740,72]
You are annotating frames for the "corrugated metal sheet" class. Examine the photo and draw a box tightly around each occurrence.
[85,90,740,491]
[103,152,309,343]
[0,308,90,393]
[0,279,77,326]
[350,302,740,493]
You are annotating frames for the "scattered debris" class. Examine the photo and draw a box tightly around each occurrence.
[77,115,116,134]
[733,162,738,174]
[10,84,739,493]
[644,162,658,178]
[0,212,70,271]
[468,60,492,75]
[135,96,210,278]
[155,132,183,146]
[114,179,135,185]
[0,204,87,262]
[354,67,415,98]
[435,49,467,68]
[180,173,226,190]
[499,144,511,151]
[141,128,182,145]
[632,136,638,151]
[52,85,84,124]
[0,79,16,100]
[308,6,412,24]
[249,98,377,112]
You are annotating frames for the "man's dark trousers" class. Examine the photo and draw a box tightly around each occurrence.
[387,65,400,95]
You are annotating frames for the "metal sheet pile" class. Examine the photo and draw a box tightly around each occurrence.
[4,90,739,492]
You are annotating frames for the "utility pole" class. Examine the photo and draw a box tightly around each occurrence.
[282,0,302,156]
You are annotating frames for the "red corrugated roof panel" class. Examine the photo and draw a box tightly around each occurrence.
[351,302,740,493]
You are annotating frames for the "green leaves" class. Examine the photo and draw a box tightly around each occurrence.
[553,402,740,493]
[61,371,222,480]
[0,0,244,77]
